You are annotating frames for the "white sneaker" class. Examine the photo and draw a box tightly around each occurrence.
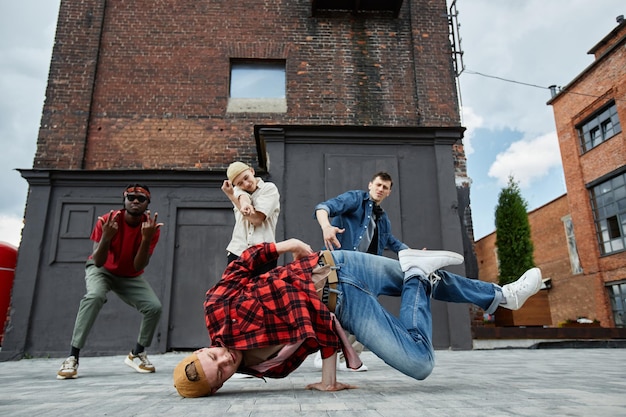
[398,249,464,275]
[313,351,323,369]
[338,360,368,372]
[57,356,78,380]
[500,268,542,310]
[313,351,368,371]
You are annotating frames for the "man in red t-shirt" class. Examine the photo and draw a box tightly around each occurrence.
[57,184,164,380]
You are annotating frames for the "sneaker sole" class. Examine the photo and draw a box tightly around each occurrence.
[400,249,464,264]
[340,365,368,372]
[124,357,155,373]
[56,373,77,380]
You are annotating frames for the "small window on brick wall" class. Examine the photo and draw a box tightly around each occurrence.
[577,102,621,152]
[590,171,626,255]
[227,60,286,113]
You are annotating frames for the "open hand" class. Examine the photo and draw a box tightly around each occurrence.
[305,381,357,391]
[322,225,345,251]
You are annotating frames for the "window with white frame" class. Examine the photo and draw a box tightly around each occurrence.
[578,102,621,152]
[607,281,626,327]
[561,215,583,274]
[227,60,286,113]
[590,172,626,255]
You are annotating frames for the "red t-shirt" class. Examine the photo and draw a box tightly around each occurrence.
[89,210,160,277]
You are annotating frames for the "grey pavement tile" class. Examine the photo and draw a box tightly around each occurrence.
[0,349,625,416]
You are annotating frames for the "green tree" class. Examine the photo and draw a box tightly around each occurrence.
[494,176,535,286]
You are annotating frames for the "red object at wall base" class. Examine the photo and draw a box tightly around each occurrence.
[0,241,18,346]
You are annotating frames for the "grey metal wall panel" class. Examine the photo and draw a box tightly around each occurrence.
[167,207,233,349]
[264,126,471,350]
[3,127,473,359]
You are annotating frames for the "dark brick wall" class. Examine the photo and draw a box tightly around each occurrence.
[34,0,461,170]
[34,0,105,169]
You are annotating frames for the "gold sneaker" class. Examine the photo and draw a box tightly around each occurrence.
[57,356,78,380]
[124,351,155,373]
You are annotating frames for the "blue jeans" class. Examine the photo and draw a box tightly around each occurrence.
[331,250,501,380]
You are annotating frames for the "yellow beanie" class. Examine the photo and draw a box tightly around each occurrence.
[226,162,251,183]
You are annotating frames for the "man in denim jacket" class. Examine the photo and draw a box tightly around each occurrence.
[313,172,409,371]
[314,172,408,256]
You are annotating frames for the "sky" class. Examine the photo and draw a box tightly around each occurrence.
[0,1,624,247]
[451,0,624,239]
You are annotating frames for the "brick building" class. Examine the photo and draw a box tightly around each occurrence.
[548,15,626,327]
[2,1,476,359]
[475,195,597,326]
[474,16,626,330]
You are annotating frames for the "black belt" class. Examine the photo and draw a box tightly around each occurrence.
[320,250,339,313]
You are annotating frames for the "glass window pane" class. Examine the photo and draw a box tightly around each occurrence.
[579,102,619,152]
[599,183,612,194]
[230,63,285,98]
[602,120,614,138]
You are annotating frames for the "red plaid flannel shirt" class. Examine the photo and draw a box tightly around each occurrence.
[204,242,340,378]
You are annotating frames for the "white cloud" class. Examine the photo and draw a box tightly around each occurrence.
[456,0,623,136]
[487,131,562,188]
[0,214,24,247]
[456,0,622,239]
[460,106,483,155]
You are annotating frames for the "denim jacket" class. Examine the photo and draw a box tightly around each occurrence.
[314,190,408,255]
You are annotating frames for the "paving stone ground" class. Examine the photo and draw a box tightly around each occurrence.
[1,348,625,416]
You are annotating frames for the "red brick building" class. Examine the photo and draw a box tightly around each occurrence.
[475,16,626,330]
[475,195,598,326]
[548,16,626,327]
[2,1,476,359]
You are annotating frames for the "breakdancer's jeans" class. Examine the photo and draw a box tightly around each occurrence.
[330,250,502,380]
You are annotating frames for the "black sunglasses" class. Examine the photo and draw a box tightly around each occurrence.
[126,194,148,203]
